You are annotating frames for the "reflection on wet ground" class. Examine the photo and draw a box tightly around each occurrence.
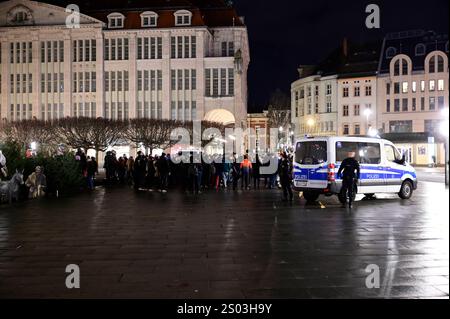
[0,182,448,298]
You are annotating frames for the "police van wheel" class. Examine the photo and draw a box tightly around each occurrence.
[303,191,320,202]
[399,181,413,199]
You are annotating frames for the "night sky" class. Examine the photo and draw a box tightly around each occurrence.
[233,0,449,112]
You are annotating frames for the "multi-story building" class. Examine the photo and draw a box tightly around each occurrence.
[377,30,449,165]
[291,70,338,137]
[291,40,379,138]
[0,0,250,128]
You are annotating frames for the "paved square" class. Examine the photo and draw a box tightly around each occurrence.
[0,182,448,299]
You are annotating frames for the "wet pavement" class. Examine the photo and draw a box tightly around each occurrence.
[0,181,448,299]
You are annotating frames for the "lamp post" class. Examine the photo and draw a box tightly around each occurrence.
[364,108,372,136]
[307,118,315,135]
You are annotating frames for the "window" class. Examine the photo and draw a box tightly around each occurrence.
[429,80,435,91]
[421,97,425,111]
[402,82,408,93]
[384,144,402,162]
[354,104,360,116]
[438,79,444,91]
[108,13,124,29]
[336,142,381,164]
[437,56,444,73]
[415,43,426,56]
[354,87,360,97]
[402,98,408,112]
[221,42,235,57]
[141,11,158,27]
[394,82,400,94]
[343,105,349,117]
[354,125,360,135]
[343,125,349,135]
[295,141,327,165]
[394,99,400,112]
[438,96,445,110]
[389,121,412,133]
[412,98,416,111]
[402,59,408,75]
[326,84,332,95]
[343,87,349,97]
[429,56,436,73]
[429,97,436,110]
[412,81,417,93]
[420,80,425,92]
[386,100,391,113]
[394,60,400,76]
[386,83,391,95]
[386,47,396,59]
[174,10,192,26]
[365,86,372,96]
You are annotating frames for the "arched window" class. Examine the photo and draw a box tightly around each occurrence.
[415,43,426,56]
[401,59,409,75]
[437,55,444,73]
[141,11,158,27]
[7,4,33,25]
[174,10,192,26]
[107,13,125,29]
[386,47,397,59]
[394,59,400,76]
[429,56,436,73]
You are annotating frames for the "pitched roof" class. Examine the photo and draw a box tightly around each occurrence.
[379,30,449,74]
[15,0,244,28]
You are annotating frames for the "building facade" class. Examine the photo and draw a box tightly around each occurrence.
[377,30,449,165]
[291,73,338,137]
[0,0,250,127]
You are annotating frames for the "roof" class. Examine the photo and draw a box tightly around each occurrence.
[378,30,449,74]
[298,39,381,79]
[1,0,245,28]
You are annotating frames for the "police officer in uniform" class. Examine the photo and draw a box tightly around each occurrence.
[337,151,360,208]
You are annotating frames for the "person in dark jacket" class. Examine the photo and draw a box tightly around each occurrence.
[253,154,261,189]
[279,152,293,201]
[157,153,170,193]
[337,151,361,208]
[134,151,147,190]
[86,157,98,190]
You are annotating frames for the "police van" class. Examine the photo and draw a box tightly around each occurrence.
[293,136,418,203]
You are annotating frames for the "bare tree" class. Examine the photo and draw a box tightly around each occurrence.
[57,117,124,158]
[267,89,291,130]
[0,120,56,153]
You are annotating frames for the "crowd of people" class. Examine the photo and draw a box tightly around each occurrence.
[96,150,296,201]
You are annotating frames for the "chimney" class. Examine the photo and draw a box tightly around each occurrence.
[342,37,348,57]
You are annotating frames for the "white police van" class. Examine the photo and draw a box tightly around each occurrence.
[293,136,418,203]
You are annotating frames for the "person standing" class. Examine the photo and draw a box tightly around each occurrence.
[279,152,293,201]
[134,151,147,190]
[25,166,47,199]
[253,154,261,190]
[337,151,360,208]
[86,157,98,190]
[157,153,170,193]
[240,155,252,190]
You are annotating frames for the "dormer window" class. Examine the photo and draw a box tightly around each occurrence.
[415,43,426,56]
[386,47,397,59]
[141,11,158,27]
[7,5,34,25]
[108,13,125,29]
[174,10,192,26]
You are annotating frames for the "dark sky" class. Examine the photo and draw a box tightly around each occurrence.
[232,0,449,112]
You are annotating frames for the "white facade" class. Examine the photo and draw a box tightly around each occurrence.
[291,74,338,137]
[0,0,250,127]
[376,51,448,135]
[337,75,377,136]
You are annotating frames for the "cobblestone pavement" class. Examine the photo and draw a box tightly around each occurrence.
[0,182,448,299]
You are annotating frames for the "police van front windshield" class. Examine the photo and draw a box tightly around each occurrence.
[295,141,327,165]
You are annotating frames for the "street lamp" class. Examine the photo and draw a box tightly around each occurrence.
[364,109,372,135]
[307,118,315,134]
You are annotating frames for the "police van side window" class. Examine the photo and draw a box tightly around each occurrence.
[359,143,381,164]
[335,142,381,164]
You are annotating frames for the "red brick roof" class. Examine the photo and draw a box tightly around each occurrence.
[31,0,245,28]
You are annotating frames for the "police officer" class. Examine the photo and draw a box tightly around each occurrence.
[337,151,360,208]
[279,151,294,201]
